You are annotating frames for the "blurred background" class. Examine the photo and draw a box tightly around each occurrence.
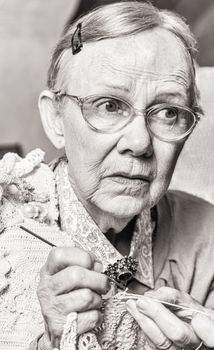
[0,0,214,202]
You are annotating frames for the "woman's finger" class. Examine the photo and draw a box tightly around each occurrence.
[48,309,103,348]
[135,296,200,348]
[43,246,102,275]
[44,288,103,314]
[77,309,103,335]
[191,313,214,348]
[145,287,204,309]
[40,265,109,295]
[127,300,176,349]
[145,287,205,322]
[145,287,192,304]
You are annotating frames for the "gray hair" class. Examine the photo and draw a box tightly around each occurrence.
[48,1,200,111]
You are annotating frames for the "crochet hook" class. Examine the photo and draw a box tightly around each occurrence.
[20,225,129,289]
[20,225,56,247]
[118,293,210,317]
[19,225,210,318]
[20,225,127,289]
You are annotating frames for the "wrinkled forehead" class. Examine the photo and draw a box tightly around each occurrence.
[58,28,192,97]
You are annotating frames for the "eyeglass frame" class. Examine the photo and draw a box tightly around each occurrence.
[53,91,201,142]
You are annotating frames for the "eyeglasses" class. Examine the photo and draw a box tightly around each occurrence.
[54,92,200,142]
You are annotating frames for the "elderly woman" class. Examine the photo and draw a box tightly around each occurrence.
[0,2,214,350]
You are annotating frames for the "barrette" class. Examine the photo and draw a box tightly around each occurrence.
[71,23,83,55]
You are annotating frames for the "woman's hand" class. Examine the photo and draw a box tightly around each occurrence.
[191,311,214,348]
[37,247,110,348]
[126,286,206,349]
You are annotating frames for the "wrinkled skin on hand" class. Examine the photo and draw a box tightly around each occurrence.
[37,247,110,348]
[191,311,214,348]
[126,286,210,349]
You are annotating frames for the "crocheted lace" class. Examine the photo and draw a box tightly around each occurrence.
[55,160,155,350]
[0,150,62,349]
[0,150,171,350]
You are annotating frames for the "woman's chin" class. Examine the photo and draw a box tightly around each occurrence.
[95,194,151,219]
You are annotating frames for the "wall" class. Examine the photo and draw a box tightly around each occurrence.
[170,67,214,204]
[0,0,80,161]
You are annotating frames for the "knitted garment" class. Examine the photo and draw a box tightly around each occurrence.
[0,150,172,350]
[0,150,69,349]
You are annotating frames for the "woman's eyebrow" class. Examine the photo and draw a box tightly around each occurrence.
[96,83,131,93]
[154,91,188,104]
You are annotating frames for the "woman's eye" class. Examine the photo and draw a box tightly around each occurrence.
[161,108,178,119]
[105,100,118,112]
[95,98,125,115]
[148,106,179,125]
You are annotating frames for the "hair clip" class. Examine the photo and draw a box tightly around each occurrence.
[71,23,83,55]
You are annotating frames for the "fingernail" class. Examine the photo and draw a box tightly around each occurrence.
[126,299,136,310]
[144,291,153,296]
[94,261,103,272]
[106,279,111,292]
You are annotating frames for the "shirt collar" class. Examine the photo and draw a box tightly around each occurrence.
[130,211,155,288]
[55,159,154,290]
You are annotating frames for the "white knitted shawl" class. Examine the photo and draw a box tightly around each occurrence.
[0,150,161,350]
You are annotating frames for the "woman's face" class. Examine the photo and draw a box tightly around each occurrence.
[57,28,191,220]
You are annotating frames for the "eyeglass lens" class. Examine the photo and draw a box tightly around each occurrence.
[82,96,195,140]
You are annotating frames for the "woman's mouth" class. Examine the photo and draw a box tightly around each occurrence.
[107,173,151,186]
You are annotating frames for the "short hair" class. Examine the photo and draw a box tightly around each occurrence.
[47,1,199,110]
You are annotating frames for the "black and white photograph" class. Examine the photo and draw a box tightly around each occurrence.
[0,1,214,349]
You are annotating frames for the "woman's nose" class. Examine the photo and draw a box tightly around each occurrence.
[116,113,153,157]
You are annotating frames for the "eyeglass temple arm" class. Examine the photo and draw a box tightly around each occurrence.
[53,91,83,107]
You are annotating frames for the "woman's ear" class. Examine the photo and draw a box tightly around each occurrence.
[39,90,65,149]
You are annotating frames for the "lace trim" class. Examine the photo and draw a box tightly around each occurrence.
[60,312,78,350]
[54,159,156,349]
[55,159,154,288]
[0,149,59,232]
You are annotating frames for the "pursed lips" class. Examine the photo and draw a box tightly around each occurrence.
[105,172,152,185]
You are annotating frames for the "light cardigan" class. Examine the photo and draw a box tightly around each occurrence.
[0,150,214,349]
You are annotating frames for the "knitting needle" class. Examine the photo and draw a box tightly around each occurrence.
[19,224,209,318]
